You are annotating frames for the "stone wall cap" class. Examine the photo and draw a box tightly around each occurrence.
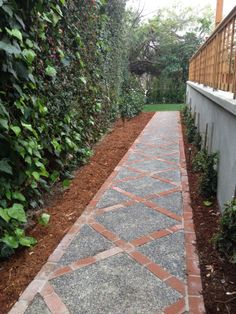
[187,81,236,117]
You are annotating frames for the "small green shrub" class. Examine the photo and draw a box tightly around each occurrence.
[213,198,236,263]
[183,106,218,198]
[182,106,198,143]
[200,157,218,198]
[119,77,145,120]
[193,132,202,150]
[192,150,208,172]
[193,150,218,198]
[182,105,189,118]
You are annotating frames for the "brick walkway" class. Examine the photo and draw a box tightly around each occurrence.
[9,112,205,314]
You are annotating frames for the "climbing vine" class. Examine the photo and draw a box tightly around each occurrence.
[0,0,139,258]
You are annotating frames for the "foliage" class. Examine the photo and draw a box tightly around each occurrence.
[198,152,218,198]
[193,150,218,198]
[213,198,236,263]
[119,76,145,120]
[182,106,198,143]
[183,106,218,198]
[128,4,214,103]
[0,0,131,258]
[38,213,50,226]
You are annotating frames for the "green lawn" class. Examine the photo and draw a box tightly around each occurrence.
[143,103,184,112]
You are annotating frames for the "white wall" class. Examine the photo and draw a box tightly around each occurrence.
[186,81,236,210]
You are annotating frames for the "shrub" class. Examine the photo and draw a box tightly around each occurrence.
[183,106,218,198]
[213,198,236,263]
[119,76,145,120]
[193,150,218,198]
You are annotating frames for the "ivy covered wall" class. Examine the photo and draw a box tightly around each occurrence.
[0,0,139,257]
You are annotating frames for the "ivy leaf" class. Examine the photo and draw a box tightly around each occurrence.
[55,5,63,17]
[0,159,12,175]
[51,12,61,26]
[203,200,213,207]
[19,236,37,247]
[39,213,50,226]
[57,48,65,58]
[51,139,61,153]
[45,65,57,77]
[79,76,87,85]
[6,28,22,41]
[32,171,40,181]
[21,122,34,132]
[63,179,70,188]
[2,4,13,17]
[0,118,8,129]
[50,170,60,183]
[12,191,26,202]
[0,101,9,117]
[13,83,23,95]
[22,49,36,64]
[0,1,3,7]
[0,208,10,222]
[10,125,21,136]
[0,40,21,54]
[14,228,24,238]
[14,14,25,29]
[7,203,27,223]
[1,234,19,249]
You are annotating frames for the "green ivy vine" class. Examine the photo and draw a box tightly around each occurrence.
[0,0,140,258]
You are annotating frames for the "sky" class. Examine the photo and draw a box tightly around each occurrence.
[126,0,235,20]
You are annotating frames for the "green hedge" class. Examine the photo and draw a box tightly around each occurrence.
[0,0,131,258]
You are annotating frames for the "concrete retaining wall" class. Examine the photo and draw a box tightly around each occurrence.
[186,81,236,210]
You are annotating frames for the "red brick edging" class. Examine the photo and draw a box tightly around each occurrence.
[178,112,205,314]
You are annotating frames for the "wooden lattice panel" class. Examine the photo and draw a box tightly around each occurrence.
[189,7,236,97]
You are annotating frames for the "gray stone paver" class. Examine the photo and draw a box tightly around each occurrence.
[96,189,131,208]
[25,295,51,314]
[135,144,174,157]
[59,225,114,265]
[127,159,176,172]
[127,152,146,162]
[96,203,177,241]
[115,167,140,180]
[156,169,181,182]
[51,253,181,314]
[116,176,175,197]
[151,192,183,215]
[138,232,186,280]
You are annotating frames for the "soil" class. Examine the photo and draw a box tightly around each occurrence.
[0,112,154,314]
[182,117,236,314]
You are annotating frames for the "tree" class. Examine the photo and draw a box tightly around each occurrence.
[127,3,214,103]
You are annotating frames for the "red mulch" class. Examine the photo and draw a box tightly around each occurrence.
[182,117,236,314]
[0,112,154,314]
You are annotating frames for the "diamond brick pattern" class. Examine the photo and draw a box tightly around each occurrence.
[10,112,204,314]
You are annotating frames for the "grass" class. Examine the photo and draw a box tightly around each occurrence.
[143,103,184,112]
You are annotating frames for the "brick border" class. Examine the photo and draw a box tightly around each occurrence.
[178,112,205,314]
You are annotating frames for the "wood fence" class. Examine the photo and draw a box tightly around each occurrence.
[189,6,236,98]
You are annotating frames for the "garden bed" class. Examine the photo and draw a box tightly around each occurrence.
[0,112,154,314]
[182,118,236,314]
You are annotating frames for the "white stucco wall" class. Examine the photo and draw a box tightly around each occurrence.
[186,81,236,210]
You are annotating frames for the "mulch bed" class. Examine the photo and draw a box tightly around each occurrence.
[0,112,154,314]
[182,117,236,314]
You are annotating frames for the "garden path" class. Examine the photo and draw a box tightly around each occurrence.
[9,112,204,314]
